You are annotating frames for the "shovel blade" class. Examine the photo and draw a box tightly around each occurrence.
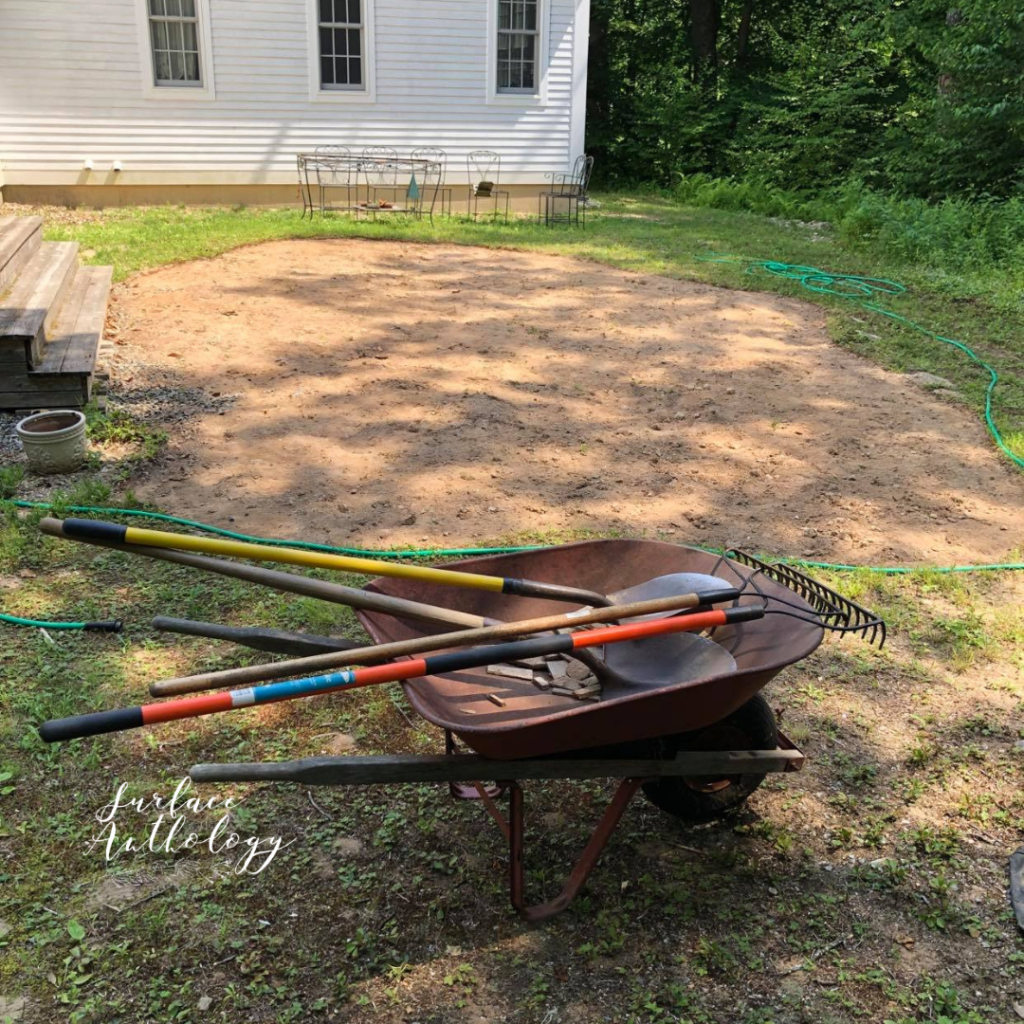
[601,631,737,689]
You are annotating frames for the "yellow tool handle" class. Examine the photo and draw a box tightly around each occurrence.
[61,519,505,592]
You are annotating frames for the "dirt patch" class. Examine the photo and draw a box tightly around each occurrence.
[110,238,1023,564]
[85,860,216,912]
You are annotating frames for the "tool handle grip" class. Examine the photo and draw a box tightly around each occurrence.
[63,518,128,543]
[721,605,765,624]
[39,706,142,743]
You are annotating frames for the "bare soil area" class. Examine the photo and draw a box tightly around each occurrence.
[109,238,1023,563]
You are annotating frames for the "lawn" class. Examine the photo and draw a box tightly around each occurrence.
[1,195,1022,1023]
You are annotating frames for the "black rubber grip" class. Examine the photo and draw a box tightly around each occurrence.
[424,634,571,676]
[83,620,124,632]
[39,706,143,743]
[722,604,765,624]
[63,519,128,544]
[695,587,742,605]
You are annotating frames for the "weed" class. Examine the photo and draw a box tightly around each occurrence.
[85,405,167,476]
[691,937,737,978]
[0,466,25,500]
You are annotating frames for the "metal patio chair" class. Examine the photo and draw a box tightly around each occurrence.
[467,150,510,223]
[539,154,595,228]
[411,147,453,217]
[314,145,354,215]
[298,153,314,218]
[361,146,401,210]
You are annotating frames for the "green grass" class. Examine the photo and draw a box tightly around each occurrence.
[1,192,1020,1021]
[0,508,1022,1023]
[39,194,1023,466]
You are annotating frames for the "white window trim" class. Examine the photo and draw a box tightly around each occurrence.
[307,0,376,103]
[487,0,548,106]
[135,0,216,100]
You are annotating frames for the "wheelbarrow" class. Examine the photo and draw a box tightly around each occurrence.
[191,541,884,921]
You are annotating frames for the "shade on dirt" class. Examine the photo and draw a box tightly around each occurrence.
[111,238,1023,565]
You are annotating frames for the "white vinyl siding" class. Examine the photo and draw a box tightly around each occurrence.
[0,0,587,187]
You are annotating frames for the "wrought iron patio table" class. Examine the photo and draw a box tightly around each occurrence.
[297,153,444,223]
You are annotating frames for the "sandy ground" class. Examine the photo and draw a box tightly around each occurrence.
[109,238,1023,564]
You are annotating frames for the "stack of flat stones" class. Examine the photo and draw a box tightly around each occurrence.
[486,623,604,701]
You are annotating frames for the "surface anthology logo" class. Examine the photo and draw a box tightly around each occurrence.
[87,778,293,875]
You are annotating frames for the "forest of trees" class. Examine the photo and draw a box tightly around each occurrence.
[586,0,1023,200]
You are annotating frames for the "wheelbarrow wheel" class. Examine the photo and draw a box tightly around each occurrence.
[641,694,778,822]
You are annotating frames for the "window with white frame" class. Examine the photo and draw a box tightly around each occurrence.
[148,0,202,86]
[497,0,539,92]
[319,0,364,89]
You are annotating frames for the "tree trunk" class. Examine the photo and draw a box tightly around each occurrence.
[689,0,719,78]
[736,0,754,62]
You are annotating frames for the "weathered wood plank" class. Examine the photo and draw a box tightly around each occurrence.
[55,266,112,374]
[0,390,90,410]
[0,370,90,392]
[0,367,91,410]
[190,749,805,785]
[0,241,79,367]
[0,345,30,367]
[0,216,43,293]
[31,267,91,375]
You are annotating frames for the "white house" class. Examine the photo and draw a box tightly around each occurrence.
[0,0,590,207]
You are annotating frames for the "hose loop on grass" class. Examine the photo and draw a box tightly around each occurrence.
[696,253,1024,471]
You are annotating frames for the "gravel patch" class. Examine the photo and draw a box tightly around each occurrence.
[0,412,25,466]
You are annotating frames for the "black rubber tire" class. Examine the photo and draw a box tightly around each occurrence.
[640,694,778,822]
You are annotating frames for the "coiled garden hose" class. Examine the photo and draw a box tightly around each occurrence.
[695,255,1024,471]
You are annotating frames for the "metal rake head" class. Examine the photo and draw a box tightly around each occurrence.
[725,549,887,648]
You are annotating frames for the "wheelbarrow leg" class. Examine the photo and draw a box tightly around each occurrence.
[507,777,644,922]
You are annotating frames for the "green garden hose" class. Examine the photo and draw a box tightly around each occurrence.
[0,612,121,631]
[695,255,1024,471]
[6,256,1024,629]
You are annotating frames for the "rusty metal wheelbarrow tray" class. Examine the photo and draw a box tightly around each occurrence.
[357,540,825,760]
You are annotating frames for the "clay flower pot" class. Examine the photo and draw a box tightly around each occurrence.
[15,409,88,474]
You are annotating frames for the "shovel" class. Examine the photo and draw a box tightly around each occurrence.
[38,605,762,743]
[43,518,737,696]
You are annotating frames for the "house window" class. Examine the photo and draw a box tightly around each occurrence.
[319,0,364,89]
[497,0,538,92]
[148,0,202,86]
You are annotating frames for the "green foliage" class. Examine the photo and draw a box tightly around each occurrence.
[672,173,1024,282]
[588,0,1024,201]
[0,465,25,500]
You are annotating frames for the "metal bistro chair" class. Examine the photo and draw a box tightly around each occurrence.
[467,150,510,223]
[361,146,400,212]
[539,154,595,228]
[314,145,355,216]
[411,147,453,217]
[298,154,313,218]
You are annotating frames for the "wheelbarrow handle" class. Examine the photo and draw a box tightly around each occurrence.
[151,617,361,657]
